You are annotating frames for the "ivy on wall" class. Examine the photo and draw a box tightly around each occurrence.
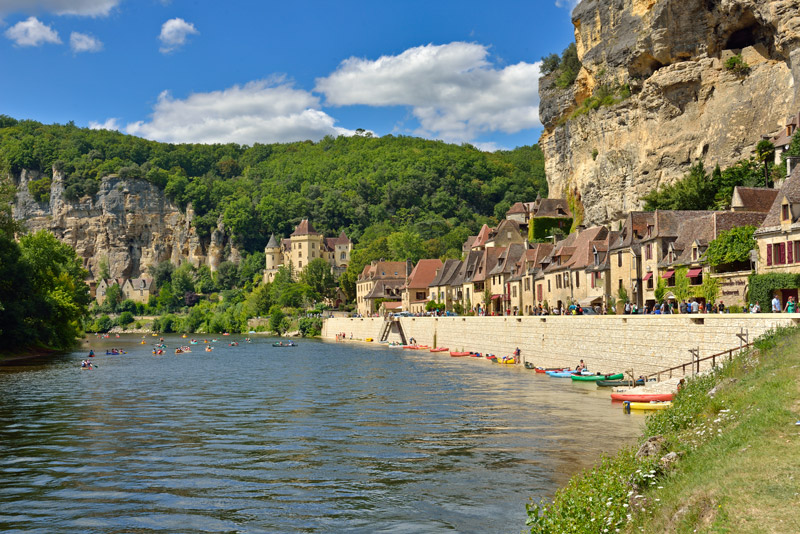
[748,273,800,308]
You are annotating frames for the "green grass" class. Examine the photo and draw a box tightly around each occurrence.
[526,326,800,534]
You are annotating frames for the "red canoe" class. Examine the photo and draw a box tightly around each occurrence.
[450,351,471,357]
[610,392,674,402]
[429,347,449,352]
[535,367,570,374]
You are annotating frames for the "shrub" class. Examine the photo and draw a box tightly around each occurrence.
[748,273,800,308]
[298,317,323,337]
[724,54,750,76]
[118,311,134,326]
[27,176,51,203]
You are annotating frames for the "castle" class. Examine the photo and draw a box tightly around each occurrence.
[264,219,352,282]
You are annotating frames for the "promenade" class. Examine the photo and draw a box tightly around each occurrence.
[322,314,799,375]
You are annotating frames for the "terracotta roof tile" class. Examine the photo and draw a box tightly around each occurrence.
[404,259,444,289]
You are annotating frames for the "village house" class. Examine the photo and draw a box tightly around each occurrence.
[462,246,505,313]
[95,277,126,305]
[520,242,554,314]
[487,243,526,314]
[122,277,154,304]
[355,260,410,316]
[401,259,444,313]
[264,219,352,283]
[608,212,656,310]
[463,224,493,254]
[485,219,527,249]
[428,259,463,311]
[505,196,572,228]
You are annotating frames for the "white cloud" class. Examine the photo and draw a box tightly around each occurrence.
[0,0,119,17]
[89,117,119,130]
[158,17,198,53]
[315,42,541,143]
[70,31,101,52]
[122,79,355,144]
[4,16,61,46]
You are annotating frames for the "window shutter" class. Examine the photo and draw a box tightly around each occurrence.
[789,242,794,264]
[767,244,772,266]
[781,243,787,264]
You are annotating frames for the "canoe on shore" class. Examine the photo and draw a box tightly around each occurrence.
[624,401,672,411]
[450,351,471,357]
[611,392,674,402]
[535,367,569,373]
[596,379,645,387]
[571,373,624,382]
[429,347,449,352]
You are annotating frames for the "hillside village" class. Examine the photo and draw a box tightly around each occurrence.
[354,115,800,316]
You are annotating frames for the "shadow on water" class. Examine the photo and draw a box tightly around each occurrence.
[0,334,645,533]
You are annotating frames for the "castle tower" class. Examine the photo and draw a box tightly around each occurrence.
[264,233,282,283]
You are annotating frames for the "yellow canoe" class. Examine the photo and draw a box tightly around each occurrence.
[626,401,672,411]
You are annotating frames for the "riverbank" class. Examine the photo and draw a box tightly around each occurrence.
[526,325,800,533]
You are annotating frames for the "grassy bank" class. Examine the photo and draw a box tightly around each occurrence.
[526,326,800,534]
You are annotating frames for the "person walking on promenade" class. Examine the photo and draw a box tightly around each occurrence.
[772,294,781,313]
[784,296,796,313]
[514,347,521,363]
[751,301,761,313]
[691,300,699,313]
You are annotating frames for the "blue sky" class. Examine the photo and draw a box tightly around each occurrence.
[0,1,578,150]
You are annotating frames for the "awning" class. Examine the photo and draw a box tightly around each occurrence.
[491,294,502,300]
[642,272,653,282]
[579,297,602,306]
[686,267,703,278]
[661,270,674,279]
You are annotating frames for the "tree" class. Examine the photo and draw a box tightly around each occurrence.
[215,261,239,290]
[149,260,174,290]
[194,264,216,294]
[268,305,287,335]
[695,275,720,306]
[540,53,561,75]
[18,230,90,349]
[98,255,110,280]
[755,140,775,188]
[617,286,629,305]
[103,283,122,313]
[672,266,692,305]
[642,162,715,211]
[387,229,426,262]
[300,258,335,300]
[171,262,195,297]
[654,277,667,304]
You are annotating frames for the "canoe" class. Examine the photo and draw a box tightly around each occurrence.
[450,351,471,357]
[429,347,449,352]
[611,393,674,402]
[524,362,535,369]
[624,401,672,411]
[365,338,373,342]
[547,370,578,378]
[496,359,517,365]
[272,343,296,347]
[535,367,569,373]
[571,373,624,382]
[596,379,644,387]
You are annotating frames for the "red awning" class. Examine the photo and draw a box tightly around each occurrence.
[642,272,653,282]
[686,268,703,278]
[661,270,674,279]
[491,294,502,300]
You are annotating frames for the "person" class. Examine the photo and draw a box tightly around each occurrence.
[751,301,761,313]
[785,296,796,313]
[514,347,521,363]
[81,360,87,368]
[576,359,586,371]
[772,294,781,313]
[88,349,94,358]
[624,301,631,314]
[678,378,686,391]
[718,300,725,313]
[691,300,699,313]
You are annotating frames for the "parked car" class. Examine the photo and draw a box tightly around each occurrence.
[581,306,600,315]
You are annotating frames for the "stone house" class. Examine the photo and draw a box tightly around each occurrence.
[485,219,527,249]
[608,212,656,310]
[521,242,554,314]
[730,186,778,213]
[450,250,482,310]
[428,259,463,311]
[95,277,126,305]
[463,224,493,254]
[401,258,443,313]
[264,219,352,283]
[122,277,154,304]
[539,231,579,311]
[487,243,526,314]
[355,260,409,316]
[461,246,505,313]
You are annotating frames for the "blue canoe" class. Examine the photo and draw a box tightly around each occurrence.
[547,370,593,378]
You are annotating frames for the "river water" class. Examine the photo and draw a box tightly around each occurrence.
[0,335,645,533]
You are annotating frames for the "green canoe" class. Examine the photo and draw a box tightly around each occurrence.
[596,379,643,387]
[571,373,624,382]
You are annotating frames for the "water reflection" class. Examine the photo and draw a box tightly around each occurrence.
[1,336,644,533]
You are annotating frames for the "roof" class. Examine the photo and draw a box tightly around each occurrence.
[757,163,800,232]
[404,259,444,290]
[126,277,154,290]
[290,219,321,236]
[731,187,778,213]
[471,224,493,249]
[533,198,572,218]
[506,201,527,215]
[472,247,506,282]
[453,250,483,285]
[358,260,409,281]
[429,259,463,287]
[489,243,526,276]
[561,226,609,270]
[364,279,405,300]
[658,215,715,267]
[265,233,279,249]
[610,211,656,252]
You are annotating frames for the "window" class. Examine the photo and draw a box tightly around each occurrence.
[547,280,551,292]
[618,252,622,267]
[312,242,316,249]
[507,231,512,239]
[575,271,579,288]
[692,247,698,261]
[564,272,569,287]
[340,252,346,260]
[645,243,652,261]
[524,278,530,291]
[298,261,303,268]
[512,286,517,298]
[647,276,653,290]
[312,251,315,258]
[590,272,595,289]
[782,204,790,221]
[618,279,623,290]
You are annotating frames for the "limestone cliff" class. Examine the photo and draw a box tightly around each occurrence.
[540,0,800,225]
[12,169,235,279]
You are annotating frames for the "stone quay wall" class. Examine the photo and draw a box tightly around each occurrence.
[322,315,799,376]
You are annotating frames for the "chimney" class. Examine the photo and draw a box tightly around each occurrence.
[406,259,414,276]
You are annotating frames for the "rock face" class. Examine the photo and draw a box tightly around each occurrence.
[540,0,800,225]
[12,170,235,279]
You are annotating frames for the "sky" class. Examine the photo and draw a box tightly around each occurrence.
[0,0,579,151]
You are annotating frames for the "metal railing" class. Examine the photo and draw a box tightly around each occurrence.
[647,342,754,382]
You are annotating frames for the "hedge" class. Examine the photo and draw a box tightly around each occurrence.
[747,273,800,307]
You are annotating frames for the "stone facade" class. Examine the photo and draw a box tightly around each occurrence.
[263,220,352,283]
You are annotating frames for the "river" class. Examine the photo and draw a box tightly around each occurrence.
[0,335,645,533]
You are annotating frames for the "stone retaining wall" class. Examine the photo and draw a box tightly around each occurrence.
[321,315,798,376]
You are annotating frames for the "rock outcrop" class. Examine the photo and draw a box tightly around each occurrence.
[540,0,800,225]
[12,169,235,279]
